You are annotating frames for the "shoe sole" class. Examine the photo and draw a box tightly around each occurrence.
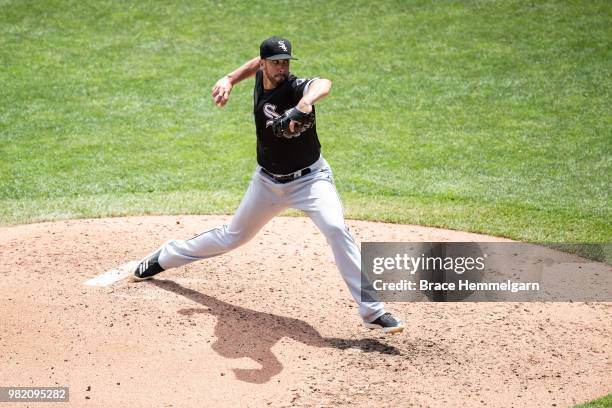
[130,274,154,282]
[383,326,404,334]
[363,322,405,334]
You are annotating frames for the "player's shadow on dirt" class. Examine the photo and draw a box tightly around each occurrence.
[150,279,400,384]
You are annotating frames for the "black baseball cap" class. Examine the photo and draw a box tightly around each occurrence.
[260,36,298,60]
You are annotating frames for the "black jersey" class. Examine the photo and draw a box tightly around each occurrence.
[253,70,321,174]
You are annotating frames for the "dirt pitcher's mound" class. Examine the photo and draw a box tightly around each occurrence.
[0,215,609,407]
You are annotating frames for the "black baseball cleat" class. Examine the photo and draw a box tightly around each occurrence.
[133,249,164,281]
[364,312,405,334]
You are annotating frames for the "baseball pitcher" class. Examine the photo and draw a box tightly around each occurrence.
[134,36,404,334]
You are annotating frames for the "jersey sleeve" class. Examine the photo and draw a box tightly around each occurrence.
[291,76,319,100]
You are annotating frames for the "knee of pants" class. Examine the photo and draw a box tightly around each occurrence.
[320,223,350,243]
[223,227,254,250]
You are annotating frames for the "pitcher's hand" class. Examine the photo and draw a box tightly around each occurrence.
[211,76,233,107]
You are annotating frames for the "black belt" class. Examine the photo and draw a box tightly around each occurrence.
[261,167,312,183]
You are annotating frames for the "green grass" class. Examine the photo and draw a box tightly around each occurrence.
[1,0,610,243]
[573,393,612,408]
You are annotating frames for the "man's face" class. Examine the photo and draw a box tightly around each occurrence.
[262,59,290,87]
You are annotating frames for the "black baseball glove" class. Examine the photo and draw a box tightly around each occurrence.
[271,107,315,139]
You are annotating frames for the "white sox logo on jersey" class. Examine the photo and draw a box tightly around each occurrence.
[263,103,305,139]
[264,103,281,127]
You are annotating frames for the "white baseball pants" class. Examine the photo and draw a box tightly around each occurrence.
[156,156,386,323]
